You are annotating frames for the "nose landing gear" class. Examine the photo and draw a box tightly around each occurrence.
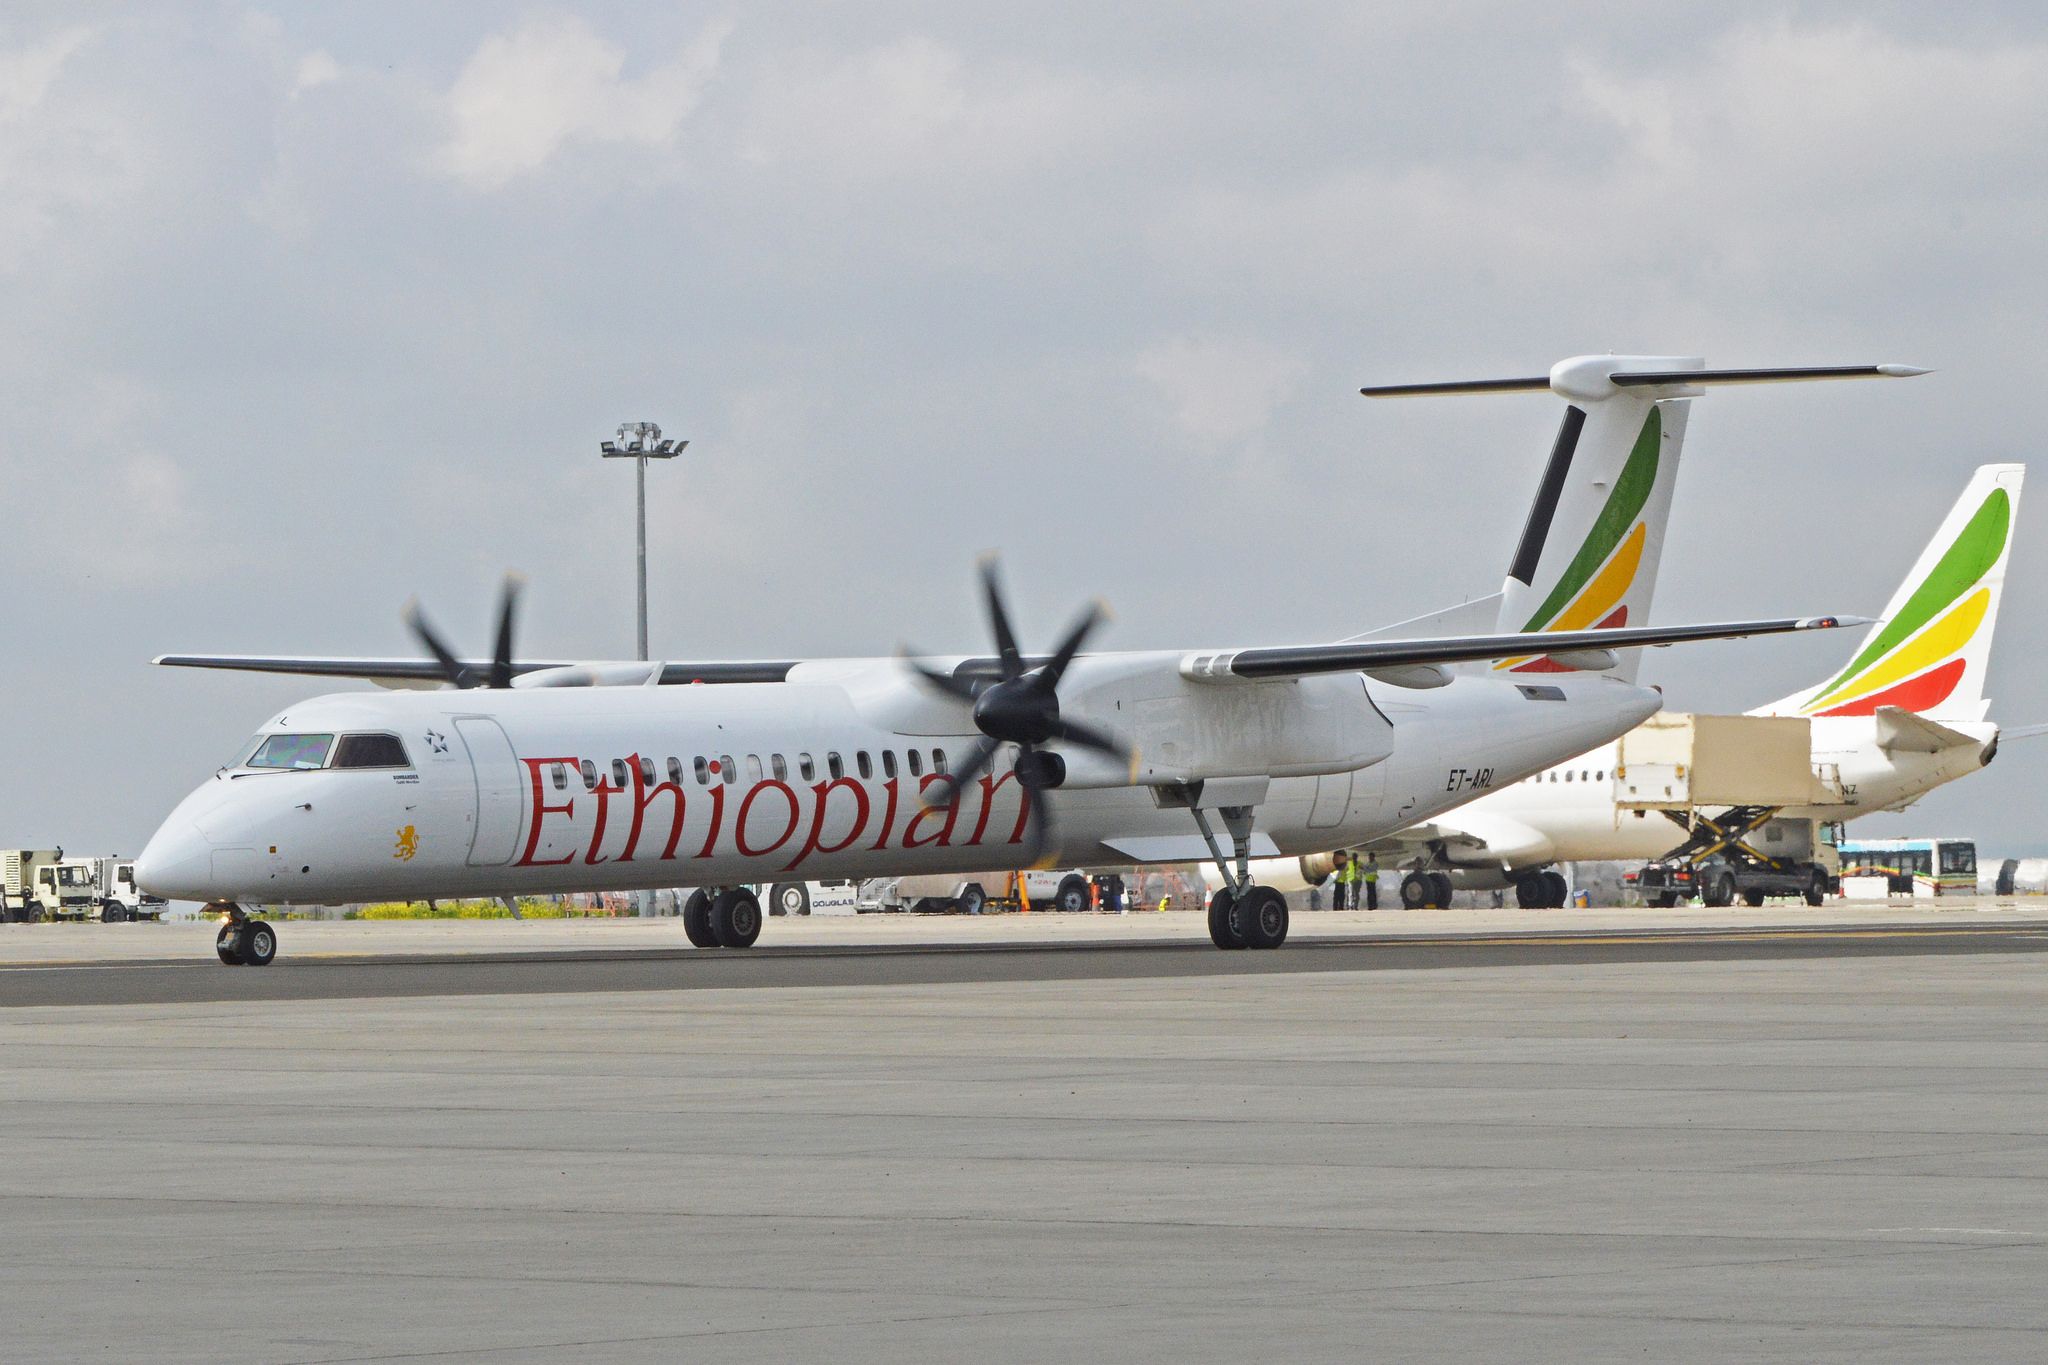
[212,905,277,966]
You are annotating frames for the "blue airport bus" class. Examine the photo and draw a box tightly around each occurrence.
[1834,837,1977,896]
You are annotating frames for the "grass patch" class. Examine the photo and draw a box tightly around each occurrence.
[349,899,580,920]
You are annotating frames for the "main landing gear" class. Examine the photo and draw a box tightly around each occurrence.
[1512,869,1570,909]
[212,904,277,967]
[683,887,763,949]
[1190,802,1288,950]
[1400,870,1456,910]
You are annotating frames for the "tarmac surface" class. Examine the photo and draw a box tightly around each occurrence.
[4,903,2046,1361]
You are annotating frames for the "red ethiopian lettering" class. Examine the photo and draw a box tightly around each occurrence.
[967,768,1032,847]
[515,757,578,867]
[901,774,962,849]
[620,752,687,863]
[736,781,802,858]
[788,776,870,870]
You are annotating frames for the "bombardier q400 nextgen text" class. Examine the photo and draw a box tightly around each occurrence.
[136,356,1918,965]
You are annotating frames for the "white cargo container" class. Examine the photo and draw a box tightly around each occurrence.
[1614,713,1825,809]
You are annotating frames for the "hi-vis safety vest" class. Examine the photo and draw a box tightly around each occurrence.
[1362,863,1378,883]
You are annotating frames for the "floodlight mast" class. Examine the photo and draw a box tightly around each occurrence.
[600,421,686,662]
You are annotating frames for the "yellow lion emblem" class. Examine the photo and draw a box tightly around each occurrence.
[394,825,419,861]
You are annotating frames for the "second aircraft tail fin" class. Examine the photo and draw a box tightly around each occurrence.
[1755,463,2024,722]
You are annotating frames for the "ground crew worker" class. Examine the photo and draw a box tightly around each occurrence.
[1335,851,1358,910]
[1327,852,1346,909]
[1362,854,1379,911]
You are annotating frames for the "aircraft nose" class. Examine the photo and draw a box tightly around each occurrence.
[133,817,216,903]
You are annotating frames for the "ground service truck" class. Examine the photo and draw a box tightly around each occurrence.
[3,849,99,922]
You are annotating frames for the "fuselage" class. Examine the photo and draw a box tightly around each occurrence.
[136,654,1661,906]
[1432,714,2000,876]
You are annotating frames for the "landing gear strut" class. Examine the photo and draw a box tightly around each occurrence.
[1192,803,1287,950]
[212,904,277,967]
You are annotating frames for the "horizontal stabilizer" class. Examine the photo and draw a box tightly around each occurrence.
[1182,615,1868,683]
[1363,362,1927,399]
[1872,705,1979,754]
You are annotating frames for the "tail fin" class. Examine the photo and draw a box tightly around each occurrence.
[1756,464,2023,722]
[1486,356,1698,682]
[1365,355,1929,684]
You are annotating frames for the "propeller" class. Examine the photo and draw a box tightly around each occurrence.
[904,557,1131,861]
[403,574,524,689]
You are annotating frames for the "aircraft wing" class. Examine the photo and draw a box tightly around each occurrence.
[152,655,800,688]
[1181,615,1864,682]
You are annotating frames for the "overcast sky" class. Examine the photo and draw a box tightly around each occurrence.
[5,2,2046,859]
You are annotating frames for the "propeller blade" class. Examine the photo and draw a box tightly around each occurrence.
[489,574,523,690]
[979,556,1025,679]
[900,649,981,703]
[1018,780,1055,867]
[1039,600,1105,688]
[922,736,1000,811]
[1052,716,1131,763]
[403,599,471,689]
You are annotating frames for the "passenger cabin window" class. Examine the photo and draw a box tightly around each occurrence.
[827,752,844,780]
[746,754,763,782]
[552,763,568,791]
[693,756,710,786]
[907,749,923,777]
[932,748,948,774]
[772,754,788,782]
[332,733,411,769]
[612,759,630,789]
[857,751,873,780]
[666,757,684,785]
[247,734,334,770]
[640,757,656,786]
[719,754,737,785]
[798,753,816,781]
[580,760,598,791]
[882,751,898,780]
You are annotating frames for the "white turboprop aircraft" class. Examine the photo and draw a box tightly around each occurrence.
[136,357,1906,965]
[1354,463,2027,908]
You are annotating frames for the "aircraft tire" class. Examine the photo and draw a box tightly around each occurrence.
[712,888,763,949]
[241,920,277,967]
[1514,874,1549,910]
[1240,886,1289,949]
[215,922,244,965]
[1056,874,1090,913]
[1428,872,1454,909]
[1399,873,1430,910]
[1541,870,1569,908]
[1207,888,1248,949]
[770,881,810,917]
[682,890,718,947]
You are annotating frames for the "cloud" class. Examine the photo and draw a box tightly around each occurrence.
[435,13,730,190]
[1135,335,1305,447]
[737,34,1157,181]
[0,25,147,267]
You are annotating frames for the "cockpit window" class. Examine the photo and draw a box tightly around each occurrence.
[247,734,334,770]
[332,733,411,769]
